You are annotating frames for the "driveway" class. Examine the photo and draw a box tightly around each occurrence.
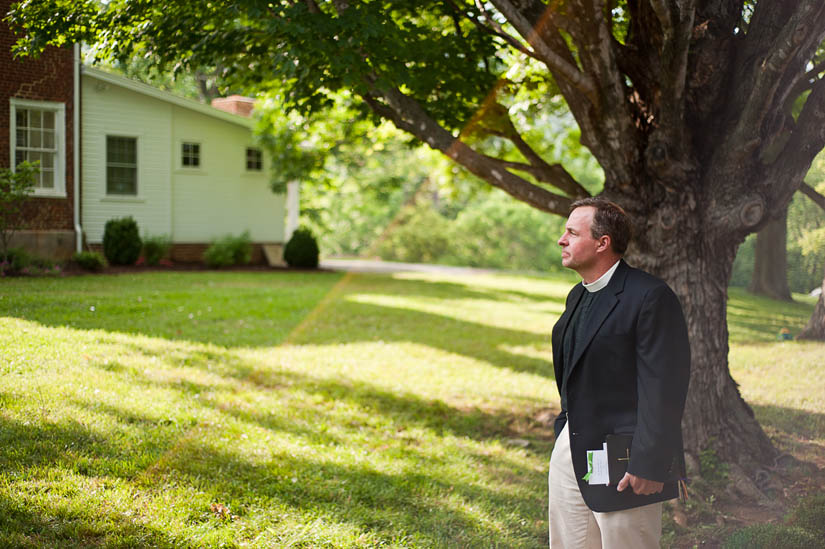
[320,258,498,275]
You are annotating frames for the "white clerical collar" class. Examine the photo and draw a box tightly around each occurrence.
[582,259,621,293]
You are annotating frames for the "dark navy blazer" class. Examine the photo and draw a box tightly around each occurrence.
[551,260,691,512]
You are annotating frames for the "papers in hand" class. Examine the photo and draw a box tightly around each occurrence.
[583,443,610,485]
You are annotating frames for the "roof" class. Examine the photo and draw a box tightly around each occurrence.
[81,65,255,129]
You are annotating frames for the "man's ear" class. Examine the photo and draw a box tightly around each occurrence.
[596,235,611,252]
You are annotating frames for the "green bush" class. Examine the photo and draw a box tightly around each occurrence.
[443,193,565,272]
[787,493,825,541]
[73,251,106,272]
[142,234,171,266]
[723,524,819,549]
[203,232,252,268]
[376,205,450,264]
[0,248,62,276]
[284,227,320,268]
[103,217,142,266]
[0,247,31,275]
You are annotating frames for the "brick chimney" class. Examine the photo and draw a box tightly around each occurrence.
[211,95,255,117]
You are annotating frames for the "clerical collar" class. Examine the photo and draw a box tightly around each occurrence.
[582,259,621,293]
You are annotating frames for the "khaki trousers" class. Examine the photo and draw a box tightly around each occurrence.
[548,424,662,549]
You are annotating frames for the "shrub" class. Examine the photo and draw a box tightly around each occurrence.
[73,251,106,272]
[283,227,320,268]
[723,524,818,549]
[0,247,31,275]
[204,231,252,268]
[376,205,449,264]
[142,234,172,266]
[102,217,142,265]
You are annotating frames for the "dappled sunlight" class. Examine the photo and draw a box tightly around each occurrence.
[346,292,557,335]
[730,341,825,413]
[498,342,553,364]
[726,287,818,343]
[393,270,576,298]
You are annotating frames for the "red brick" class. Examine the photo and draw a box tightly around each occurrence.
[1,0,75,234]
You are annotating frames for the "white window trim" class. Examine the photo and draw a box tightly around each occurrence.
[177,139,205,173]
[105,133,141,198]
[9,98,67,198]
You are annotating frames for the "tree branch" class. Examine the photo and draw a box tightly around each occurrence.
[784,59,825,106]
[767,77,825,207]
[648,0,673,40]
[504,130,591,198]
[731,1,825,152]
[800,182,825,212]
[439,0,538,60]
[489,0,599,105]
[362,87,573,215]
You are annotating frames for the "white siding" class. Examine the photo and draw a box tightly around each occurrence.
[81,73,284,244]
[81,77,172,242]
[170,106,284,243]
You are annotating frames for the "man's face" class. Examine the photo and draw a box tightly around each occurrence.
[558,206,601,272]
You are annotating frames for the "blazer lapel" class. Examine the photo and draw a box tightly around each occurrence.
[567,261,629,373]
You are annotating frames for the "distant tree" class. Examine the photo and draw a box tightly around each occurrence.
[797,181,825,340]
[749,207,792,301]
[11,0,825,481]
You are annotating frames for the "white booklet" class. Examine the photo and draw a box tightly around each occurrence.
[583,443,610,485]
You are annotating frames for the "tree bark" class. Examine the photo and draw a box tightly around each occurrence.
[749,207,793,301]
[624,200,779,472]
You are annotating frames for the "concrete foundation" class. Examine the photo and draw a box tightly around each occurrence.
[6,230,76,261]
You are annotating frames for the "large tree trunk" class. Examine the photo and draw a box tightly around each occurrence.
[797,266,825,340]
[627,209,779,477]
[749,208,792,301]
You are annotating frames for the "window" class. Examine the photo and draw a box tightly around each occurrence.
[181,142,200,167]
[246,147,263,171]
[106,136,138,195]
[10,100,65,196]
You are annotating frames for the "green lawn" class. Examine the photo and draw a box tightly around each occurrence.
[0,271,821,548]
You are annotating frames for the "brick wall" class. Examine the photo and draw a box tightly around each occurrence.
[1,0,75,235]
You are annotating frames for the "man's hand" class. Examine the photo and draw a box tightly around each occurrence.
[616,472,664,495]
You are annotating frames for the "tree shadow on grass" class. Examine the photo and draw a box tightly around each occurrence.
[1,273,563,373]
[0,414,189,548]
[0,497,182,549]
[299,299,554,376]
[752,404,825,441]
[161,440,547,547]
[80,351,555,455]
[0,365,552,547]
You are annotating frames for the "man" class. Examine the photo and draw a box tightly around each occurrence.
[548,197,690,548]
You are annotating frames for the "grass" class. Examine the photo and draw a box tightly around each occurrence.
[0,270,822,547]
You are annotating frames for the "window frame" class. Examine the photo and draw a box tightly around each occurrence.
[245,146,264,172]
[180,140,203,170]
[105,134,139,197]
[9,98,66,198]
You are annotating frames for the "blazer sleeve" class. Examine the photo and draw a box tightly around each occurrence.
[626,283,691,482]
